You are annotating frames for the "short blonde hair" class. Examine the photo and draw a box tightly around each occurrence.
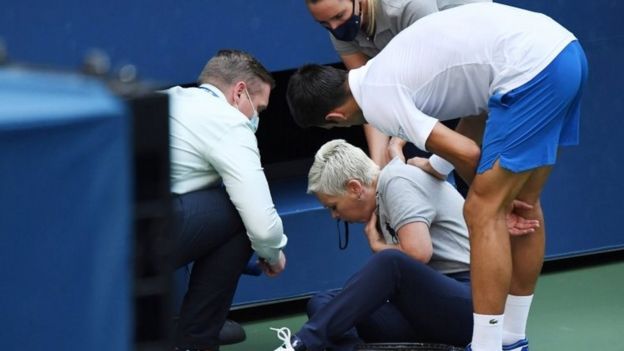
[198,49,275,95]
[308,139,380,195]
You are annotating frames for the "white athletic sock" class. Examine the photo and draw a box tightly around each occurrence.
[471,313,504,351]
[502,294,534,345]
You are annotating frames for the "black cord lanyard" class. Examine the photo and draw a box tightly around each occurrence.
[337,219,349,250]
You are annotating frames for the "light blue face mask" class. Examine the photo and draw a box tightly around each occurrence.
[249,113,259,132]
[243,87,260,133]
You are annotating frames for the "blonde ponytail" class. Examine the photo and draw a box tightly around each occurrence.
[365,0,377,37]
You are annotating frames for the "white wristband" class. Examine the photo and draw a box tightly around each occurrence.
[429,154,455,176]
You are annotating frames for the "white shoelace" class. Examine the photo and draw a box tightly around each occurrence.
[270,327,294,350]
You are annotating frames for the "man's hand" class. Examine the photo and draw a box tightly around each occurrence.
[387,137,407,163]
[259,250,286,277]
[407,156,446,180]
[507,200,540,236]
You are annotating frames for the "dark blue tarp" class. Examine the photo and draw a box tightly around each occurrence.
[0,68,131,350]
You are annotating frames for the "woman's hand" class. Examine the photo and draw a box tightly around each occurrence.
[364,212,387,252]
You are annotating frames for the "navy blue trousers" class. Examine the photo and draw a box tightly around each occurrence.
[298,250,473,350]
[172,187,253,350]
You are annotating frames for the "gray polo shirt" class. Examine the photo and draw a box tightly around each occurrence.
[376,157,470,274]
[331,0,492,57]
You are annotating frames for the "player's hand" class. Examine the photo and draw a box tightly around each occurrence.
[507,200,540,236]
[387,137,407,163]
[407,156,446,180]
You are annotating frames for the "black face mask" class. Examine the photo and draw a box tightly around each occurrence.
[328,0,361,41]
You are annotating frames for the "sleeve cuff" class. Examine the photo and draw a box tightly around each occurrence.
[261,250,282,265]
[255,234,288,265]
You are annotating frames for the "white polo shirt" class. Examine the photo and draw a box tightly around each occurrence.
[166,84,287,264]
[348,2,576,151]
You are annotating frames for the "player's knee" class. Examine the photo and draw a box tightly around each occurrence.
[463,195,492,227]
[371,249,411,269]
[376,248,403,260]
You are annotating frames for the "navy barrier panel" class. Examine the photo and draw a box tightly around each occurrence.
[0,69,132,350]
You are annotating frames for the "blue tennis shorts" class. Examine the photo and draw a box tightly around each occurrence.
[478,40,588,174]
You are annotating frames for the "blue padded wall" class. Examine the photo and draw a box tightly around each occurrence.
[501,0,624,258]
[0,69,132,350]
[0,0,339,85]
